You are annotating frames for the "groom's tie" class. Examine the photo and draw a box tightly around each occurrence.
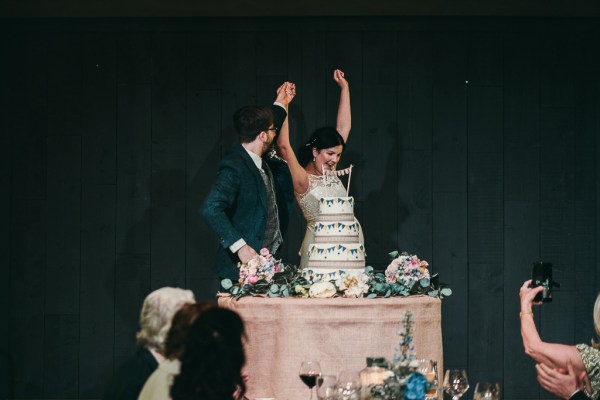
[259,160,282,254]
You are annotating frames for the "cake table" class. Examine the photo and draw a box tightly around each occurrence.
[218,295,443,400]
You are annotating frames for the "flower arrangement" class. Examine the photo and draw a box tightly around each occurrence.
[374,311,431,400]
[238,248,282,285]
[220,249,306,299]
[366,251,452,298]
[220,249,452,301]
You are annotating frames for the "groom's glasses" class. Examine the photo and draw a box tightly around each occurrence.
[265,127,278,132]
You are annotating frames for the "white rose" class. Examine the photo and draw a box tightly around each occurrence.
[308,281,337,298]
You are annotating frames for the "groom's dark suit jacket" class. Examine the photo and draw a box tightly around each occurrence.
[202,105,293,279]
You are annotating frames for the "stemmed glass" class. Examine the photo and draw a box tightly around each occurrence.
[335,369,361,400]
[316,375,337,400]
[299,361,322,400]
[417,359,438,399]
[474,382,500,400]
[443,369,470,400]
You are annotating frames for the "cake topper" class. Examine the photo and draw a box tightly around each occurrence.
[322,164,353,196]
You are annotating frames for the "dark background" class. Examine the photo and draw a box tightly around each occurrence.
[1,2,599,399]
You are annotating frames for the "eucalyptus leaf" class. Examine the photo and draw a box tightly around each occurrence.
[232,286,240,295]
[385,288,392,298]
[365,266,374,274]
[420,278,430,287]
[281,287,290,297]
[441,288,453,297]
[267,291,278,297]
[389,250,399,258]
[221,279,233,290]
[367,293,378,299]
[270,284,279,293]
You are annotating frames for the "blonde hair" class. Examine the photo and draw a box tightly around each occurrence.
[135,287,195,353]
[594,293,600,349]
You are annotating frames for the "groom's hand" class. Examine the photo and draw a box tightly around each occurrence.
[237,244,257,264]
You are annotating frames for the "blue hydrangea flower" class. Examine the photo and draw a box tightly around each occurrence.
[404,372,428,400]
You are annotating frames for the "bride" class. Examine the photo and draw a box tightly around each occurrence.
[277,69,364,269]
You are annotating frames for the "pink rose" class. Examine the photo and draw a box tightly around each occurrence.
[260,248,270,257]
[247,275,259,284]
[248,265,258,276]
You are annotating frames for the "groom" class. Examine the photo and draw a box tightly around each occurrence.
[203,83,296,280]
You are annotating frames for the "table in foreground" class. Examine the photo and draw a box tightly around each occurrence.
[218,295,443,400]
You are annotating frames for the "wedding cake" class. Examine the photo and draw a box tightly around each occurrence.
[306,196,366,276]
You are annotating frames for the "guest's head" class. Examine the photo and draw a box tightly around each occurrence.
[170,307,246,400]
[135,287,195,354]
[164,301,215,360]
[297,126,346,171]
[233,106,275,145]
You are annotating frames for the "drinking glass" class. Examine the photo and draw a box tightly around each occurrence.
[443,369,470,400]
[316,375,337,400]
[416,359,438,399]
[335,369,361,400]
[474,382,500,400]
[299,361,322,400]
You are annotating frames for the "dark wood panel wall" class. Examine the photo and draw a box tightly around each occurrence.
[1,17,599,400]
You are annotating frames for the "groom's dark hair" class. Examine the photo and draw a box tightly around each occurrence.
[233,106,274,143]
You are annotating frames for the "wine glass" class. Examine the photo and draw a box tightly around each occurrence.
[335,369,361,400]
[416,359,438,399]
[316,375,337,400]
[443,369,470,400]
[474,382,500,400]
[299,361,322,400]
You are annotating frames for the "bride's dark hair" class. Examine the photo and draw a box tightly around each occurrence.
[297,126,346,167]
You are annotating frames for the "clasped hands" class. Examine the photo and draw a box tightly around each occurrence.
[536,361,591,399]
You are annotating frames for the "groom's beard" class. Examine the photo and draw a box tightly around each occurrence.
[263,142,275,155]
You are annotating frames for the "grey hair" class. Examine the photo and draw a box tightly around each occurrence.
[136,287,195,353]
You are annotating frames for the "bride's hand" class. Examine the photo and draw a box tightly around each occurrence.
[276,82,296,107]
[333,69,348,89]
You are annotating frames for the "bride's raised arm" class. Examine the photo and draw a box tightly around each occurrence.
[334,69,351,142]
[276,83,309,194]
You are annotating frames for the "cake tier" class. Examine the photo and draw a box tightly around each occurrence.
[301,268,362,281]
[318,196,354,222]
[313,221,360,243]
[307,243,365,270]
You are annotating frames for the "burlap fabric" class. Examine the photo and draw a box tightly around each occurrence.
[218,295,443,400]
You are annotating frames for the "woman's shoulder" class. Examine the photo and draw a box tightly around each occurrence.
[576,343,600,355]
[576,343,600,395]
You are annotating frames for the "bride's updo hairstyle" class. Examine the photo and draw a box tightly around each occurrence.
[297,126,346,167]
